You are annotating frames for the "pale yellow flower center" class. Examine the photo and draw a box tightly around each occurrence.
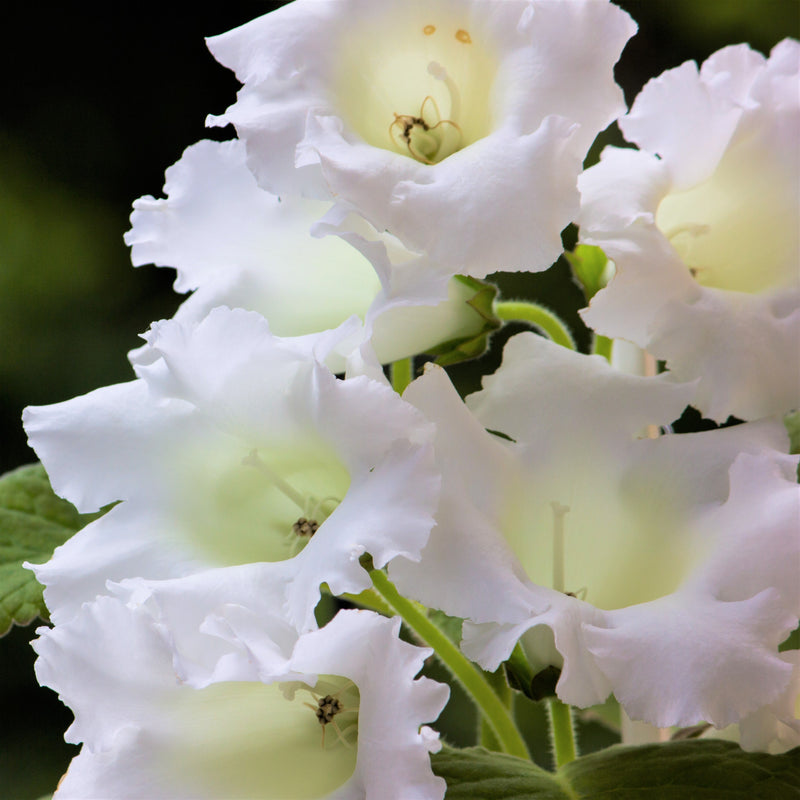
[656,134,799,294]
[169,434,349,566]
[166,676,359,799]
[501,455,709,610]
[334,14,497,164]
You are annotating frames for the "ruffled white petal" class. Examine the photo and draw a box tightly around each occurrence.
[390,364,538,626]
[579,40,800,421]
[289,611,448,800]
[23,381,200,513]
[462,590,616,709]
[110,569,301,687]
[645,289,800,422]
[582,587,794,728]
[126,139,486,366]
[207,0,635,274]
[466,331,696,448]
[35,598,447,800]
[302,111,582,275]
[395,332,800,727]
[125,139,380,327]
[587,451,800,727]
[25,309,439,631]
[27,503,204,627]
[736,651,800,753]
[620,56,750,190]
[681,452,800,611]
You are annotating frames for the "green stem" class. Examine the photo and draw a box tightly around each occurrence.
[340,588,394,618]
[592,334,613,362]
[390,357,413,394]
[369,568,532,762]
[479,668,512,752]
[494,301,576,350]
[548,698,577,768]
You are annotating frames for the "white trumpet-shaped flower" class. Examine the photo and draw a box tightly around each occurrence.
[33,596,449,800]
[24,308,439,632]
[390,333,800,730]
[578,40,800,421]
[207,0,636,275]
[125,139,493,368]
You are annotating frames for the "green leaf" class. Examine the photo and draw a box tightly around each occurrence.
[578,695,622,734]
[563,741,800,799]
[431,747,569,799]
[0,463,107,635]
[565,244,610,302]
[433,742,800,799]
[427,608,463,646]
[427,276,502,366]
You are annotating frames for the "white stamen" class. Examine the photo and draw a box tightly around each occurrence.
[242,449,307,511]
[427,61,461,126]
[550,501,570,594]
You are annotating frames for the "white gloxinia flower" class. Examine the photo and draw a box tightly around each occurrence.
[206,0,636,275]
[390,333,800,730]
[578,40,800,421]
[34,597,448,800]
[125,139,493,368]
[23,308,439,631]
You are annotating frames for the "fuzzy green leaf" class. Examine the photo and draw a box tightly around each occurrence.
[431,747,569,799]
[433,742,800,799]
[563,740,800,799]
[0,463,106,634]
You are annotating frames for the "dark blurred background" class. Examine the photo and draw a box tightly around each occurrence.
[1,2,797,797]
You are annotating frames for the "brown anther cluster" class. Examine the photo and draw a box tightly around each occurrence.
[398,115,430,142]
[389,96,462,165]
[292,517,319,538]
[316,694,343,725]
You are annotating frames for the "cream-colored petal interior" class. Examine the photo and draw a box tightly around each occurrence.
[168,431,351,566]
[501,455,710,610]
[164,676,359,800]
[656,134,799,294]
[333,6,497,163]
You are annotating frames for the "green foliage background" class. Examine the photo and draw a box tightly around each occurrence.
[0,2,797,797]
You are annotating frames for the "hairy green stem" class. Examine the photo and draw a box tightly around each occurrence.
[494,301,576,350]
[548,698,577,767]
[369,568,532,762]
[479,668,513,752]
[390,357,413,394]
[340,588,394,618]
